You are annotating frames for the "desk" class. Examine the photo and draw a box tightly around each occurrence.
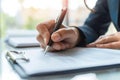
[1,41,120,80]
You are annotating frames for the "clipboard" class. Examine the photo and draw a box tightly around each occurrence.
[5,48,120,78]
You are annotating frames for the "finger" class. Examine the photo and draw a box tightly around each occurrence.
[52,42,70,51]
[87,43,96,47]
[36,20,64,45]
[45,20,56,32]
[95,35,117,44]
[36,20,56,45]
[51,28,76,42]
[36,20,55,32]
[96,41,120,49]
[87,35,107,47]
[36,23,50,45]
[87,35,118,47]
[36,35,46,48]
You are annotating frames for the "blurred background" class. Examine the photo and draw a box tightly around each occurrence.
[0,0,97,38]
[0,0,118,78]
[0,0,97,75]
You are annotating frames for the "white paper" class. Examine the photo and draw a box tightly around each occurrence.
[71,73,99,80]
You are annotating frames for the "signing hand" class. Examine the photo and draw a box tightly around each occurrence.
[36,20,80,51]
[87,32,120,49]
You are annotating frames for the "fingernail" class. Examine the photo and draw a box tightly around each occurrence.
[87,43,94,46]
[87,43,97,47]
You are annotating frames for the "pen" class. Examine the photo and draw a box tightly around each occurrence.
[44,8,67,55]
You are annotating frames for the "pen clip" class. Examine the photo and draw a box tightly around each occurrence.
[6,51,29,63]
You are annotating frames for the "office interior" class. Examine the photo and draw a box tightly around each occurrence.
[0,0,119,80]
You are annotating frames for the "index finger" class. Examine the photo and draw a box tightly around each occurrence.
[87,35,117,47]
[94,35,117,44]
[36,20,55,33]
[36,20,55,44]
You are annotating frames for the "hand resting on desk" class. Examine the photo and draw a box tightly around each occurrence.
[87,32,120,49]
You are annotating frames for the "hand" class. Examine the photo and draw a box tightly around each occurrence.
[87,32,120,49]
[36,20,80,51]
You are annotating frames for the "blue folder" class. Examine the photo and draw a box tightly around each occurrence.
[6,48,120,78]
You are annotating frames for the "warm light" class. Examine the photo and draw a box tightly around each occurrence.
[1,0,97,17]
[69,0,97,10]
[1,0,20,17]
[23,0,62,9]
[1,0,62,17]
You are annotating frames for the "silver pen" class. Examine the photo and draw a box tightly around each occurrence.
[44,8,67,55]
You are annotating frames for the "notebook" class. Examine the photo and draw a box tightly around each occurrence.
[5,36,40,48]
[5,47,120,78]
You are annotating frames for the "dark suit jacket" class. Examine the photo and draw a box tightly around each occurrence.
[78,0,120,45]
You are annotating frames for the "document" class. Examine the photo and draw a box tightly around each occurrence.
[6,47,120,78]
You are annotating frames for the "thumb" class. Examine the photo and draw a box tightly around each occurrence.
[51,28,77,42]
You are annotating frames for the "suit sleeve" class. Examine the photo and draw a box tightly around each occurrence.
[77,0,111,45]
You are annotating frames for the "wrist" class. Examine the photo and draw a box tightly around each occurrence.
[71,27,81,46]
[71,26,86,47]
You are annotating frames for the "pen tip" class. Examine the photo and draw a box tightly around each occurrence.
[44,46,50,55]
[44,51,47,55]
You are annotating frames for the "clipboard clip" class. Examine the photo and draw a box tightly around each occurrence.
[6,51,29,63]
